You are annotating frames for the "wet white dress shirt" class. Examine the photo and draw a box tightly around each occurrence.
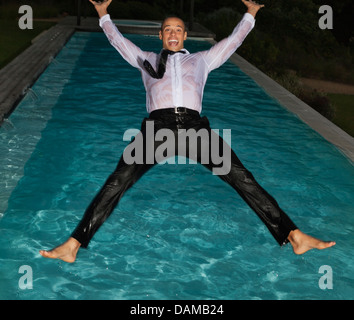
[99,13,255,114]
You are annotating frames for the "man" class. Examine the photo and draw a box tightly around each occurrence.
[40,0,335,263]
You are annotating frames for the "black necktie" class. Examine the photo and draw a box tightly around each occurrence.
[143,49,185,79]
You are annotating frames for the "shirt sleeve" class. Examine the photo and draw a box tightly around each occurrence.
[200,13,255,72]
[99,14,149,70]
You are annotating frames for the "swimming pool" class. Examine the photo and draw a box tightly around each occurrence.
[0,31,353,300]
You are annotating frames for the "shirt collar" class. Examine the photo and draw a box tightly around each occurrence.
[160,48,190,55]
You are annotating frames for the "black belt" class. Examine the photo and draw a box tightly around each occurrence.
[150,107,200,118]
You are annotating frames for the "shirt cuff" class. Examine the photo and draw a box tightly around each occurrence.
[99,14,111,28]
[243,12,255,25]
[242,12,256,28]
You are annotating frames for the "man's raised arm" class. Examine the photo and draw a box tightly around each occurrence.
[89,0,149,70]
[201,0,264,72]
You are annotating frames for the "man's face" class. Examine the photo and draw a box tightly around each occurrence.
[159,17,187,51]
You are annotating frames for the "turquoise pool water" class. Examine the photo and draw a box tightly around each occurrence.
[0,32,353,300]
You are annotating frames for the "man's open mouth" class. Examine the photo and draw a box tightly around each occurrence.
[168,39,179,47]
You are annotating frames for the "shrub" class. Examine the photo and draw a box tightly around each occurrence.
[271,71,335,120]
[197,7,242,41]
[299,90,335,120]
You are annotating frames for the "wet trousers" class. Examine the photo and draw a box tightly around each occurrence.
[71,109,297,248]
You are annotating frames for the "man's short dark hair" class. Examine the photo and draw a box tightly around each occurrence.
[160,16,187,32]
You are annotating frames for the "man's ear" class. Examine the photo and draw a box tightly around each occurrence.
[159,30,163,40]
[184,31,187,40]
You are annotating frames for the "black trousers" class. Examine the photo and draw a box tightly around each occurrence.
[71,109,297,248]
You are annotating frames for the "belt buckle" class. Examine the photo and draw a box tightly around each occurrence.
[174,106,187,114]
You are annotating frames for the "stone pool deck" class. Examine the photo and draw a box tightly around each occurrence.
[1,16,353,162]
[0,22,74,123]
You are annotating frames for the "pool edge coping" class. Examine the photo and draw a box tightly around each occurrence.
[0,23,75,123]
[227,48,354,163]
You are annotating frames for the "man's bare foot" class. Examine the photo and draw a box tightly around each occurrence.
[39,237,81,263]
[288,229,336,255]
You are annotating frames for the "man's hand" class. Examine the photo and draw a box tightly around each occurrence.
[242,0,264,18]
[89,0,112,18]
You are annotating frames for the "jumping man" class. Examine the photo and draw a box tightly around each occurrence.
[40,0,335,263]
